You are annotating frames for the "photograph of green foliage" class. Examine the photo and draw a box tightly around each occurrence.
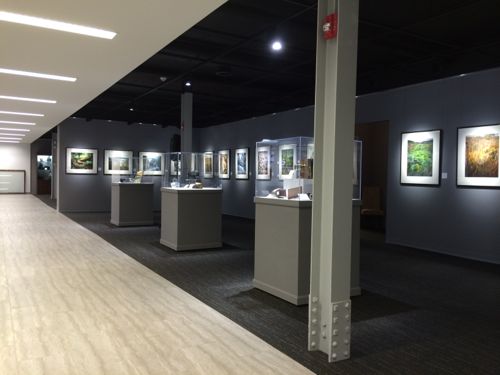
[400,130,441,186]
[407,139,434,177]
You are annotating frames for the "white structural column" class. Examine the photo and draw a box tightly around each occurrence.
[181,92,193,152]
[309,0,359,363]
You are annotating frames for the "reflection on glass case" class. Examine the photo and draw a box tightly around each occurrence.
[255,137,314,200]
[163,152,221,189]
[353,139,362,201]
[111,157,153,184]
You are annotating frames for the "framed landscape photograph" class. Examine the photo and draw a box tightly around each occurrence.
[218,150,230,179]
[139,152,164,176]
[256,146,271,180]
[457,124,500,188]
[400,130,441,186]
[104,150,133,175]
[203,152,214,178]
[66,148,98,174]
[279,144,297,179]
[235,148,249,179]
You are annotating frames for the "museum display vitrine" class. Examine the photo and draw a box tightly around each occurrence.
[163,152,221,189]
[457,124,500,188]
[110,156,153,184]
[400,130,441,186]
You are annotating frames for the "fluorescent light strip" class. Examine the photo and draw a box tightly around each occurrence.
[0,11,116,39]
[0,133,25,137]
[0,68,76,82]
[0,140,19,143]
[0,127,30,132]
[0,110,44,117]
[0,137,22,141]
[0,120,35,125]
[0,95,56,104]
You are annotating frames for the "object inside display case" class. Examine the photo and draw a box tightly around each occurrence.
[163,152,221,189]
[111,157,153,184]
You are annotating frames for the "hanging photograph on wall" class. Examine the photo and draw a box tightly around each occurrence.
[457,124,500,187]
[218,150,230,179]
[104,150,133,175]
[170,158,182,177]
[256,146,271,180]
[66,148,98,174]
[400,130,441,186]
[279,144,297,179]
[235,148,249,179]
[203,152,214,178]
[139,152,164,176]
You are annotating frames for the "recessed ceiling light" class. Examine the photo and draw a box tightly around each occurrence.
[0,136,22,141]
[0,140,19,143]
[0,95,56,104]
[0,120,35,125]
[0,110,44,117]
[271,40,283,51]
[0,132,25,137]
[185,81,192,87]
[0,11,116,39]
[0,127,30,132]
[459,73,466,77]
[0,68,76,82]
[129,107,134,111]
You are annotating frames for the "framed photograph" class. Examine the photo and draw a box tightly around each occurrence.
[279,144,297,179]
[139,152,164,176]
[104,150,133,175]
[235,148,249,179]
[203,152,214,178]
[218,150,230,179]
[256,146,271,180]
[400,130,441,186]
[66,148,98,174]
[457,124,500,188]
[170,157,182,177]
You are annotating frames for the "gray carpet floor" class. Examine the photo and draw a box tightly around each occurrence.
[36,195,500,374]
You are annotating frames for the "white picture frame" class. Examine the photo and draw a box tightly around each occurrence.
[457,124,500,188]
[256,146,271,180]
[400,130,441,186]
[104,150,133,175]
[203,152,214,178]
[278,144,297,179]
[218,149,230,179]
[139,152,164,176]
[235,148,249,180]
[66,147,98,174]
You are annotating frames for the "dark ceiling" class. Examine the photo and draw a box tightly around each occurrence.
[73,0,500,128]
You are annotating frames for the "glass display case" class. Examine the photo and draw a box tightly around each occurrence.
[352,139,362,201]
[255,137,314,200]
[255,137,362,201]
[162,152,221,189]
[110,156,153,184]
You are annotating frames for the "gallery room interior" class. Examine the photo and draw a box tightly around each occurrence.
[1,0,500,374]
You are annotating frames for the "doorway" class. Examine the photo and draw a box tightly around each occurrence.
[37,155,52,195]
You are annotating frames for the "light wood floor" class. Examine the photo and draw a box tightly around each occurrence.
[0,195,312,375]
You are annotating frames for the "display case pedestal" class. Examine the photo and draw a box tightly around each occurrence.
[160,188,222,251]
[253,197,361,305]
[111,183,154,226]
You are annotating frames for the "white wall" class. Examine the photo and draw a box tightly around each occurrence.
[0,143,31,193]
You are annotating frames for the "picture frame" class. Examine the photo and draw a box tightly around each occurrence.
[203,152,214,178]
[139,152,164,176]
[170,156,182,177]
[235,147,249,180]
[457,124,500,188]
[278,144,297,179]
[104,150,133,175]
[256,146,271,180]
[400,130,441,186]
[66,148,98,174]
[218,149,230,179]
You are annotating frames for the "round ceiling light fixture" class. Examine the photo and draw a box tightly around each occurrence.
[185,81,192,87]
[271,40,283,51]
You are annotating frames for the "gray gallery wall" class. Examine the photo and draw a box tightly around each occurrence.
[356,67,500,264]
[57,118,179,212]
[195,107,314,218]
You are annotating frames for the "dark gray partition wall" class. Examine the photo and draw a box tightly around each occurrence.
[356,68,500,264]
[57,118,179,212]
[195,107,314,218]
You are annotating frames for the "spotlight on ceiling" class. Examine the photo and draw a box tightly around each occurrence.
[129,107,134,111]
[185,81,192,87]
[271,40,283,51]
